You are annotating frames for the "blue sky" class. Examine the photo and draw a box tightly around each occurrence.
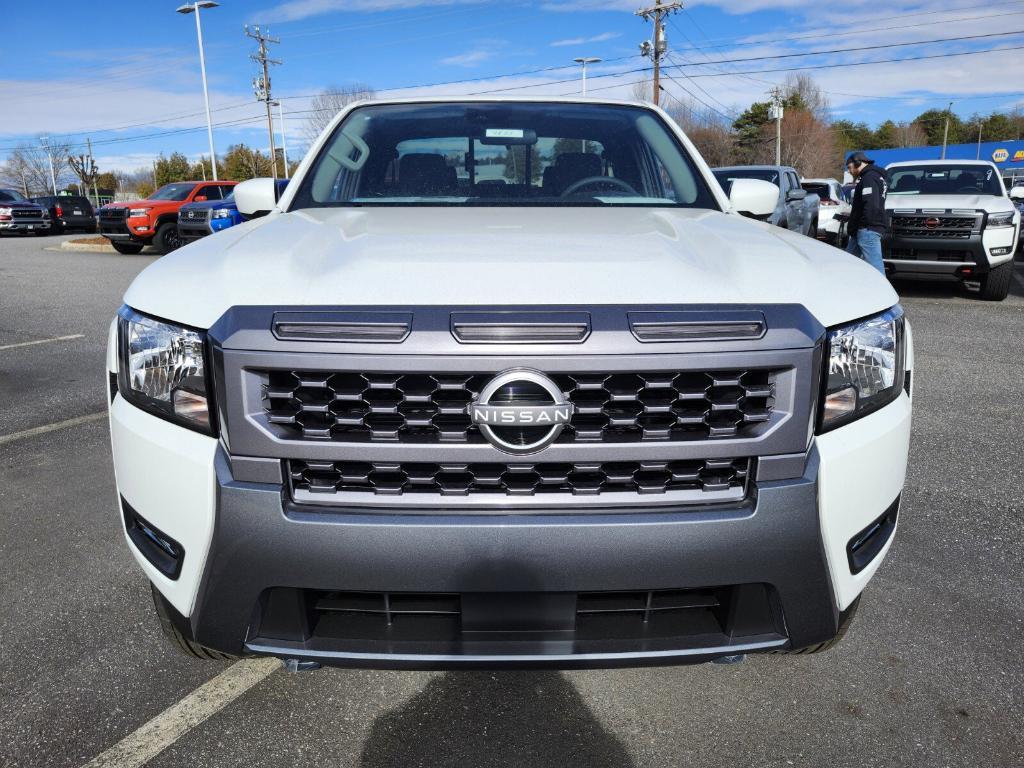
[1,0,1022,174]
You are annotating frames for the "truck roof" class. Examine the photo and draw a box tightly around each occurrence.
[885,159,998,170]
[340,95,652,108]
[713,165,797,172]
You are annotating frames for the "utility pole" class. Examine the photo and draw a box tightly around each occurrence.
[246,25,282,181]
[769,87,784,165]
[40,136,57,194]
[636,0,683,107]
[941,101,953,160]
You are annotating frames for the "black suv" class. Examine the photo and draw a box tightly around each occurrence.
[32,195,96,235]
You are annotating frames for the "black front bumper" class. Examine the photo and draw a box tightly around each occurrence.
[884,232,988,277]
[169,449,842,669]
[177,221,212,241]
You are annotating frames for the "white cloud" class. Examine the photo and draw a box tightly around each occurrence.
[440,49,497,67]
[550,31,621,47]
[256,0,479,23]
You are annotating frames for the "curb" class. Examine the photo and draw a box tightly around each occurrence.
[59,239,116,253]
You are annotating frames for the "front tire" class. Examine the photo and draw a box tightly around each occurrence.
[111,241,144,255]
[151,584,237,661]
[780,596,861,654]
[978,261,1012,301]
[153,222,183,255]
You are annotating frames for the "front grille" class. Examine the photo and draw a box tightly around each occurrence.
[99,207,127,221]
[12,209,42,219]
[288,457,751,498]
[263,369,775,443]
[891,214,977,239]
[179,208,210,222]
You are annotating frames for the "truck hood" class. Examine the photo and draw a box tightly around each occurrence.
[124,206,898,330]
[886,193,1013,212]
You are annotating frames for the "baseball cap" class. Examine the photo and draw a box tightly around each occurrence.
[846,151,874,166]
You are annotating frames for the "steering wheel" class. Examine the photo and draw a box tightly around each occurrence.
[560,176,639,198]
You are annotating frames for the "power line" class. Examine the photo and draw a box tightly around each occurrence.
[474,29,1024,95]
[670,0,1024,50]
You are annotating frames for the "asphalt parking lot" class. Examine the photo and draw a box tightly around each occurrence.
[1,232,1023,768]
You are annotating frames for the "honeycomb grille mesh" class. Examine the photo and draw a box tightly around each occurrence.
[289,458,751,498]
[263,370,775,443]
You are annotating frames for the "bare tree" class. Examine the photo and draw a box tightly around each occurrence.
[68,151,100,201]
[893,121,927,148]
[303,84,375,144]
[0,142,70,195]
[631,79,652,103]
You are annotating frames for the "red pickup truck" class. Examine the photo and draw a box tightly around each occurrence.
[98,180,236,254]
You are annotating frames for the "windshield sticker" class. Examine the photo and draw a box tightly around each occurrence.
[485,128,524,139]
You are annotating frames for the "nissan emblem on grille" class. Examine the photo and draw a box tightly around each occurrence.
[469,369,574,454]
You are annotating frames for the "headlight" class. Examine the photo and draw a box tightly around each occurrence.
[117,306,214,434]
[819,306,905,432]
[129,208,151,218]
[987,211,1016,228]
[41,210,50,219]
[0,207,11,216]
[212,208,233,219]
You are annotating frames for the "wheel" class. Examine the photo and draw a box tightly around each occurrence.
[151,583,237,661]
[978,261,1012,301]
[779,596,861,654]
[153,222,183,254]
[111,241,144,255]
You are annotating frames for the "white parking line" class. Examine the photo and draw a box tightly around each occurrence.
[80,658,281,768]
[0,333,84,351]
[0,412,107,446]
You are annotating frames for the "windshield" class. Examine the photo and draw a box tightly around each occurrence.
[148,183,197,201]
[0,189,28,202]
[292,102,718,209]
[888,165,1004,196]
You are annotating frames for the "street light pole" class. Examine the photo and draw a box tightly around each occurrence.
[573,56,601,96]
[177,1,220,180]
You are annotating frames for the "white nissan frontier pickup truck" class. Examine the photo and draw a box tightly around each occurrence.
[107,97,912,669]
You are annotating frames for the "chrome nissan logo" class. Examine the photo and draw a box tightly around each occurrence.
[470,369,573,455]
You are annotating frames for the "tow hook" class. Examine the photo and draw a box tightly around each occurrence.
[283,659,322,672]
[711,654,747,665]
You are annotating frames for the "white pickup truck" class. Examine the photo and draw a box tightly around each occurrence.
[885,159,1022,300]
[107,97,912,670]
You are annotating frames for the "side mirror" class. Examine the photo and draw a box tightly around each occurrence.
[1009,186,1024,201]
[193,195,207,202]
[234,178,279,219]
[729,178,779,219]
[786,188,807,202]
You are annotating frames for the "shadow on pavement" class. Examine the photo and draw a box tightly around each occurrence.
[359,671,636,768]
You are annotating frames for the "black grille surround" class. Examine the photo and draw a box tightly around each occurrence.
[263,369,776,444]
[288,457,752,500]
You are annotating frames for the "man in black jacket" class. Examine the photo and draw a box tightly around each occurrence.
[844,151,887,274]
